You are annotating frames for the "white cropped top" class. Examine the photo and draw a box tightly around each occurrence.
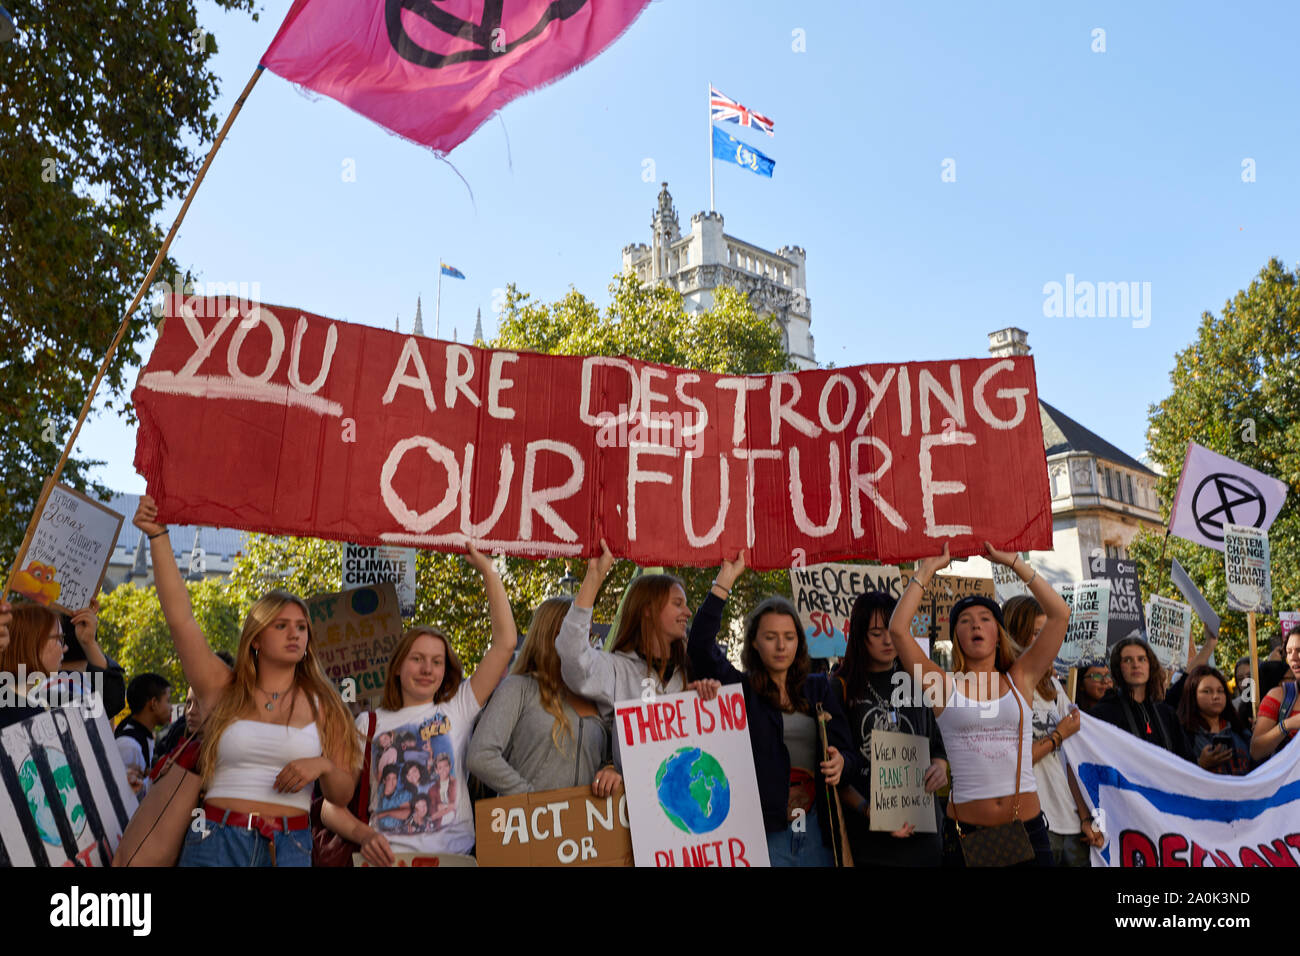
[935,682,1036,801]
[206,720,322,813]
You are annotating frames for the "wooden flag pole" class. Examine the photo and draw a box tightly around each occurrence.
[1067,667,1078,704]
[1247,611,1261,721]
[3,65,266,602]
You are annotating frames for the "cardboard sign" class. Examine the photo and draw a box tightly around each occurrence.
[900,571,996,655]
[1280,612,1300,643]
[789,562,902,658]
[1224,525,1272,614]
[615,685,769,867]
[133,296,1054,570]
[1145,596,1194,673]
[11,484,124,614]
[353,852,476,867]
[475,785,633,867]
[868,729,935,833]
[1057,580,1110,669]
[342,543,418,618]
[305,582,404,705]
[0,706,137,866]
[1089,558,1146,650]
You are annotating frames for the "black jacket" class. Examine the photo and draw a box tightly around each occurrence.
[1091,689,1189,759]
[686,592,861,841]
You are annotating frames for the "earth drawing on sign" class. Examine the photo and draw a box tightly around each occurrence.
[654,747,730,834]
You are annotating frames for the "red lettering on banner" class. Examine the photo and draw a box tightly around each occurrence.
[1158,833,1189,867]
[1238,847,1268,867]
[1257,839,1298,867]
[1189,841,1209,867]
[729,838,750,867]
[654,851,672,867]
[1119,830,1157,867]
[134,297,1052,567]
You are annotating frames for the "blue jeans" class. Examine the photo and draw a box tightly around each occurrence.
[766,809,837,867]
[178,818,314,868]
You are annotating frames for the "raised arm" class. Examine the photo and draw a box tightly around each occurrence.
[556,541,619,709]
[133,496,231,706]
[1188,624,1217,672]
[889,547,951,709]
[686,553,746,685]
[465,545,518,707]
[996,542,1069,692]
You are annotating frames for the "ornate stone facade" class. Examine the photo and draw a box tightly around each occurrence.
[622,183,816,368]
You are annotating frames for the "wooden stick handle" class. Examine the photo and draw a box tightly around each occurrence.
[3,65,265,603]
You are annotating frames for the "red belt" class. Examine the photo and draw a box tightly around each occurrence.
[204,803,311,840]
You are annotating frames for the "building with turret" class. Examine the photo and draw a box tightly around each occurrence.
[622,183,815,369]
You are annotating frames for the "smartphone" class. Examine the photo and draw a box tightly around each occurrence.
[1210,731,1233,750]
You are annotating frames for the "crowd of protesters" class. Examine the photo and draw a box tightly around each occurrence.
[1,497,1295,868]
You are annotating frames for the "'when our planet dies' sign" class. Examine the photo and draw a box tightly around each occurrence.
[1224,524,1272,614]
[12,484,124,615]
[615,685,769,867]
[869,729,936,833]
[475,785,633,867]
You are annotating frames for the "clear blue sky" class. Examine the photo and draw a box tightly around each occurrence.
[79,0,1300,493]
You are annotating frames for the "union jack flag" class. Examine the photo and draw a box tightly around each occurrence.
[709,85,774,136]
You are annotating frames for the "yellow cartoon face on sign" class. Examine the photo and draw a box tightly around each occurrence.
[14,561,61,606]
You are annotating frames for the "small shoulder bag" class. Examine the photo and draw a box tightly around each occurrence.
[952,686,1034,867]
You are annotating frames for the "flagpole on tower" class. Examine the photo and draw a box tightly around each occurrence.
[707,81,715,212]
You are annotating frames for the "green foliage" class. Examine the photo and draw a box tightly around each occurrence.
[0,0,259,573]
[226,533,342,611]
[98,579,243,699]
[1131,256,1300,669]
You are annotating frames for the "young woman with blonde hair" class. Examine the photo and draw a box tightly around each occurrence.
[467,596,622,797]
[555,540,720,765]
[889,543,1070,867]
[134,496,360,867]
[322,546,516,865]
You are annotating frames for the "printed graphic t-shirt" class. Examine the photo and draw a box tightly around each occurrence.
[360,682,482,855]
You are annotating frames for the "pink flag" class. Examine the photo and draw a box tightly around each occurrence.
[261,0,650,153]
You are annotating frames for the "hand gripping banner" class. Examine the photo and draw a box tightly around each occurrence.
[132,297,1052,570]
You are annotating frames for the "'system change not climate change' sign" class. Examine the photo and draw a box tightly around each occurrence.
[615,685,769,867]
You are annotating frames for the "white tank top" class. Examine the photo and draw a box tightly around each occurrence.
[935,680,1036,801]
[206,720,322,813]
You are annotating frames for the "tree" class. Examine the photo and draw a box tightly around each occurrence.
[0,0,259,571]
[1128,257,1300,674]
[97,579,244,703]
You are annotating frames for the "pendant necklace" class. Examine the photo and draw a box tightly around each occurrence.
[260,685,291,712]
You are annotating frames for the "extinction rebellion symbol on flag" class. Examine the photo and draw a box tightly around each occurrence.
[1192,473,1267,542]
[386,0,593,68]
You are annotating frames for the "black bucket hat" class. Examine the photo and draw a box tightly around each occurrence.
[949,595,1005,640]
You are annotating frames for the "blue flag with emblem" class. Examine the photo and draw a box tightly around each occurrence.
[711,126,774,179]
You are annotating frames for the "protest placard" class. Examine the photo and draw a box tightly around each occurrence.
[134,296,1053,569]
[1089,558,1146,650]
[342,543,417,618]
[475,785,633,867]
[1281,612,1300,643]
[1225,525,1272,614]
[1057,580,1110,669]
[1145,595,1194,672]
[868,729,935,833]
[789,562,902,658]
[615,685,768,866]
[0,706,136,866]
[305,582,403,704]
[11,484,123,615]
[899,572,996,655]
[992,560,1030,602]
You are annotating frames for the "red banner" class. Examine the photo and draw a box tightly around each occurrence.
[132,297,1052,570]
